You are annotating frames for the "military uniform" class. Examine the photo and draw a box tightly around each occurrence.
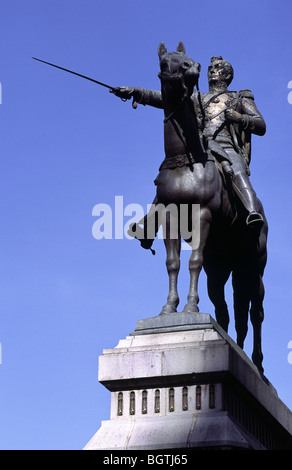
[193,88,266,226]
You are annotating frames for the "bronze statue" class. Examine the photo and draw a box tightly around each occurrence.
[112,42,268,373]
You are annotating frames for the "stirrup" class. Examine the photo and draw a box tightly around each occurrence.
[246,211,264,228]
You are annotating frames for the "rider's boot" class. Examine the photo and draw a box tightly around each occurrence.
[232,173,264,228]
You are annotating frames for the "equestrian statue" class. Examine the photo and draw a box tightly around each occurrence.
[111,42,268,373]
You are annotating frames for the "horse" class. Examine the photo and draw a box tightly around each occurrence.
[137,41,268,373]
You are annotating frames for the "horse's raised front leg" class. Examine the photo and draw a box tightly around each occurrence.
[183,208,211,314]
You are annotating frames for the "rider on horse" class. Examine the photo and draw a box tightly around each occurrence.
[112,52,266,248]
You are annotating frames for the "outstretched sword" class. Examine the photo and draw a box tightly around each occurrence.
[32,57,116,89]
[32,57,137,106]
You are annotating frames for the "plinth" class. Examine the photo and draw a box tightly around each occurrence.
[84,312,292,450]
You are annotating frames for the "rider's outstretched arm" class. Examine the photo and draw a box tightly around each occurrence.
[111,86,163,109]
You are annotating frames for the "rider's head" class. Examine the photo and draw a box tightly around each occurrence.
[208,56,234,87]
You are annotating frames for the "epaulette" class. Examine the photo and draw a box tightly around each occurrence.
[239,89,255,100]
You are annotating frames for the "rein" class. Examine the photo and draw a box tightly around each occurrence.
[163,98,186,123]
[161,79,206,171]
[161,73,190,123]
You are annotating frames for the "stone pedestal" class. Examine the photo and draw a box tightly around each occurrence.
[84,313,292,450]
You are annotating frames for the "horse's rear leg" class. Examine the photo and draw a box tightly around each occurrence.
[232,270,250,349]
[207,267,230,332]
[183,208,211,314]
[250,276,265,373]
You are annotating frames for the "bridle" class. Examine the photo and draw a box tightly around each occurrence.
[158,53,200,123]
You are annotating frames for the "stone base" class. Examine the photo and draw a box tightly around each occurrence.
[84,312,292,450]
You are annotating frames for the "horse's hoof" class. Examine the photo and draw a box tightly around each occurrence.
[252,353,264,374]
[160,304,177,315]
[183,304,199,314]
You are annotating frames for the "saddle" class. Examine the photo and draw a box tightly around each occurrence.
[159,153,195,170]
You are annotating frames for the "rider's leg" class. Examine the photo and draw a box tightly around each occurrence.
[232,172,264,227]
[225,150,264,227]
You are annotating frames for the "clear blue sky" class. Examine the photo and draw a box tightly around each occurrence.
[0,0,291,450]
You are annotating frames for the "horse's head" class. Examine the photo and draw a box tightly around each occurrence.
[158,42,201,100]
